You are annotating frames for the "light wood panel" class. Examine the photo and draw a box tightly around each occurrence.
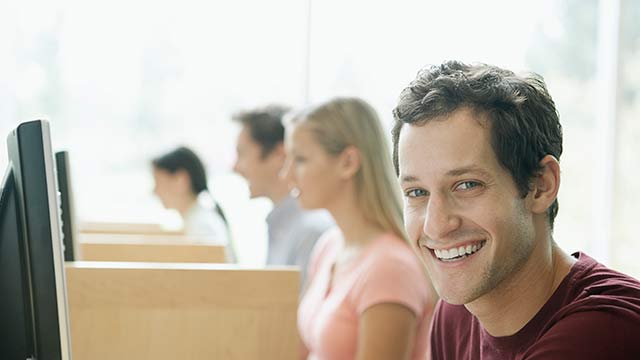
[78,221,183,235]
[65,262,299,360]
[78,242,227,263]
[79,232,219,245]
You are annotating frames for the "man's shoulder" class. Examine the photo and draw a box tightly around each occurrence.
[526,310,640,359]
[564,252,640,314]
[526,254,640,358]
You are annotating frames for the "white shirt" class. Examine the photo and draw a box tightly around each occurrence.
[183,201,235,262]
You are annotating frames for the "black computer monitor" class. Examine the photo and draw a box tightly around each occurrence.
[55,151,79,262]
[0,120,72,359]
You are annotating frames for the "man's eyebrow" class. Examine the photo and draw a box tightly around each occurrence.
[446,165,492,178]
[400,166,493,184]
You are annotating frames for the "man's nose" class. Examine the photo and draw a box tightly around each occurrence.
[422,194,462,241]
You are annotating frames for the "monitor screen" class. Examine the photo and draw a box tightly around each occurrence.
[56,151,79,262]
[0,120,72,359]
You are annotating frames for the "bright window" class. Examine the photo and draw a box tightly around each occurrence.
[0,0,637,277]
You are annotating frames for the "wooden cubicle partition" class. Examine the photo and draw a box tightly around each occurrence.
[79,232,218,244]
[66,262,299,360]
[77,233,227,263]
[78,221,183,235]
[79,242,227,263]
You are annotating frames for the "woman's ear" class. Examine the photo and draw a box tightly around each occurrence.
[529,155,560,215]
[338,146,361,180]
[174,169,193,194]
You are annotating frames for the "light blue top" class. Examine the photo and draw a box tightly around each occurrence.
[266,195,333,286]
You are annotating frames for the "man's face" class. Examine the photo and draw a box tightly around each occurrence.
[398,107,536,305]
[233,126,283,199]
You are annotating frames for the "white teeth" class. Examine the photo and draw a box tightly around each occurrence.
[433,241,485,261]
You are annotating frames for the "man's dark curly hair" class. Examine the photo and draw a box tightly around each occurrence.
[392,61,563,229]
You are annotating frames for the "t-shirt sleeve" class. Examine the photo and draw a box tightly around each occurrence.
[523,310,640,359]
[350,245,429,317]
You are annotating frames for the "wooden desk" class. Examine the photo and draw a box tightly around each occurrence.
[65,262,299,360]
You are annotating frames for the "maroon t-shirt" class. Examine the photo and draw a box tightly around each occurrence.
[430,252,640,359]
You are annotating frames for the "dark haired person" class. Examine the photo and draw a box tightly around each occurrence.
[152,146,235,261]
[392,61,640,359]
[232,105,333,285]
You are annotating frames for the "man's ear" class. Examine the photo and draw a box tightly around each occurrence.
[338,146,361,180]
[530,155,560,215]
[267,142,287,165]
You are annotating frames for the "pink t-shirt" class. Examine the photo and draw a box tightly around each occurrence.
[298,229,435,360]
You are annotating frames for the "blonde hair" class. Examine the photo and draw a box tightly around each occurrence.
[287,97,406,242]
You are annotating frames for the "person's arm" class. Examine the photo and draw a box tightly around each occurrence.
[299,342,310,360]
[355,303,417,360]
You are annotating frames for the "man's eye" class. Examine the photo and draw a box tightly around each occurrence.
[456,181,481,191]
[405,188,427,198]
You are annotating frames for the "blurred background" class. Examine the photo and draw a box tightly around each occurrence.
[0,0,638,276]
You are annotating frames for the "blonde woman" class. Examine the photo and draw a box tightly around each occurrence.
[283,98,437,360]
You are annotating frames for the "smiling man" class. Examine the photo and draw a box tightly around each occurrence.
[392,61,640,359]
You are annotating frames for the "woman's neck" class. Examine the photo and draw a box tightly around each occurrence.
[327,190,383,249]
[175,194,198,218]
